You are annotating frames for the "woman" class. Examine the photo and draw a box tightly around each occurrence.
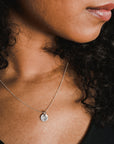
[0,0,114,143]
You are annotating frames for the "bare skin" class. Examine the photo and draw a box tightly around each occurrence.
[0,0,112,143]
[0,10,91,144]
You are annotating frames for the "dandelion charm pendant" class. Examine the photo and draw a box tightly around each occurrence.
[40,112,48,122]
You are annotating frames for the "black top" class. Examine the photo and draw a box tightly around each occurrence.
[0,141,4,144]
[80,118,114,144]
[0,119,114,144]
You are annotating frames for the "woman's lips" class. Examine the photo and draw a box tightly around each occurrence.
[87,9,112,21]
[87,3,114,21]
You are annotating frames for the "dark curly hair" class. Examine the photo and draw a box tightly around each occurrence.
[0,0,114,127]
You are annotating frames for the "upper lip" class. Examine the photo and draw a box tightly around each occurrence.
[87,3,114,11]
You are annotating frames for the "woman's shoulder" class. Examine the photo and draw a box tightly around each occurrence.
[81,118,114,144]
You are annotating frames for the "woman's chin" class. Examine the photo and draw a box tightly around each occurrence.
[60,27,102,44]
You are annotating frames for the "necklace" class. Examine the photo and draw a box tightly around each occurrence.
[0,62,69,122]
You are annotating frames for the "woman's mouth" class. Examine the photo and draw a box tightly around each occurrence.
[86,3,114,21]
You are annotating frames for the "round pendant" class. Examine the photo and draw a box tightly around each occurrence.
[40,112,48,122]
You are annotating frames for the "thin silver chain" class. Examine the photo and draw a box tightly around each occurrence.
[0,62,69,114]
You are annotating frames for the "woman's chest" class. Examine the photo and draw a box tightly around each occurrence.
[0,107,91,144]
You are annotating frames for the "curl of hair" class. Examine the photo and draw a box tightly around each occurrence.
[0,0,114,126]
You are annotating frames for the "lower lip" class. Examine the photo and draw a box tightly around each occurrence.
[87,9,112,21]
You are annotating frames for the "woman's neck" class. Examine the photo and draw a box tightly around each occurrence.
[3,9,64,82]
